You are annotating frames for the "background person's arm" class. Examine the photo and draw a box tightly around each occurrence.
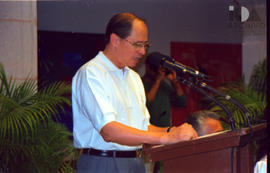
[167,70,184,97]
[145,68,166,102]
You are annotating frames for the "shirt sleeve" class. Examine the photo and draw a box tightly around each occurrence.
[141,79,151,127]
[74,67,116,132]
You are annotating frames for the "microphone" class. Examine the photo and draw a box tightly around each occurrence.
[147,52,209,79]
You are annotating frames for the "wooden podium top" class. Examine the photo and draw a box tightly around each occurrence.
[144,123,266,162]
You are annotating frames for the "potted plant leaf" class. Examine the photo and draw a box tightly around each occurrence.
[0,63,79,173]
[201,58,266,129]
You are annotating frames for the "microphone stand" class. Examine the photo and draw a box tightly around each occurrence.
[177,76,236,131]
[198,81,252,128]
[177,75,249,173]
[195,80,253,147]
[178,73,253,147]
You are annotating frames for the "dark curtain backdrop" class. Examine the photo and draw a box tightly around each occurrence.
[38,31,105,131]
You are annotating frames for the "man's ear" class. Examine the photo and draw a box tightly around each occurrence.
[110,33,120,47]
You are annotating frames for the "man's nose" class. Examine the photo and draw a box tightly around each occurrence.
[138,46,147,55]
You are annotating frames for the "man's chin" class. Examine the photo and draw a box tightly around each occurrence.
[128,64,137,68]
[129,61,139,67]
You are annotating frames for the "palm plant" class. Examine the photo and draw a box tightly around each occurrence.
[201,59,266,129]
[248,58,267,101]
[0,63,79,173]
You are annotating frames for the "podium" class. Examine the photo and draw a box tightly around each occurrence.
[144,123,266,173]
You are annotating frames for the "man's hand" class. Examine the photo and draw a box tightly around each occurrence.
[166,69,184,96]
[166,70,177,82]
[156,67,166,81]
[164,123,198,144]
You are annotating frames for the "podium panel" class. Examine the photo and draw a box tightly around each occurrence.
[165,148,234,173]
[144,123,266,173]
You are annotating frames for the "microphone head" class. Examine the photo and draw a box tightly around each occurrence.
[146,52,173,67]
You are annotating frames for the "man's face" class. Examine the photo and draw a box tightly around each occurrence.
[118,19,149,68]
[200,118,223,136]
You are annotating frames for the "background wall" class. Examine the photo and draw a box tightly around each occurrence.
[0,1,37,83]
[0,1,265,85]
[37,0,266,82]
[37,1,242,52]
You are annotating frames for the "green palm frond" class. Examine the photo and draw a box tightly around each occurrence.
[201,59,266,130]
[10,79,37,103]
[26,121,75,173]
[35,82,71,116]
[0,121,77,173]
[248,58,266,101]
[0,63,17,97]
[205,81,266,129]
[0,63,75,172]
[0,81,71,143]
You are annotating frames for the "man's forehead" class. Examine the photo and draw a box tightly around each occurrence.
[204,117,215,124]
[205,118,222,129]
[129,20,148,40]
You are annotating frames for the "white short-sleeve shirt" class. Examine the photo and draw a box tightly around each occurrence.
[72,51,150,150]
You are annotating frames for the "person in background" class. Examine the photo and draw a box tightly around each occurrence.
[186,110,223,136]
[72,12,198,173]
[142,52,187,128]
[187,110,268,173]
[254,155,267,173]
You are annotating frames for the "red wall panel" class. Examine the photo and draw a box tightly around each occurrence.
[170,42,242,126]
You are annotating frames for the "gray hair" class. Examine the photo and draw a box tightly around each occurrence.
[186,110,221,136]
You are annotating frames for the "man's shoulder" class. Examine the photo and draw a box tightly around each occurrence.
[128,68,144,82]
[128,68,140,76]
[73,54,108,81]
[83,52,109,71]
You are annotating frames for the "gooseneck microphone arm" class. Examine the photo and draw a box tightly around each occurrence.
[177,76,236,131]
[198,82,252,128]
[161,59,209,79]
[196,81,253,147]
[147,52,210,80]
[146,51,250,131]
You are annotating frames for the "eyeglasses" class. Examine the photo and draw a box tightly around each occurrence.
[124,39,151,50]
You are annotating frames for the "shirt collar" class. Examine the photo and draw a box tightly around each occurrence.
[99,51,130,75]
